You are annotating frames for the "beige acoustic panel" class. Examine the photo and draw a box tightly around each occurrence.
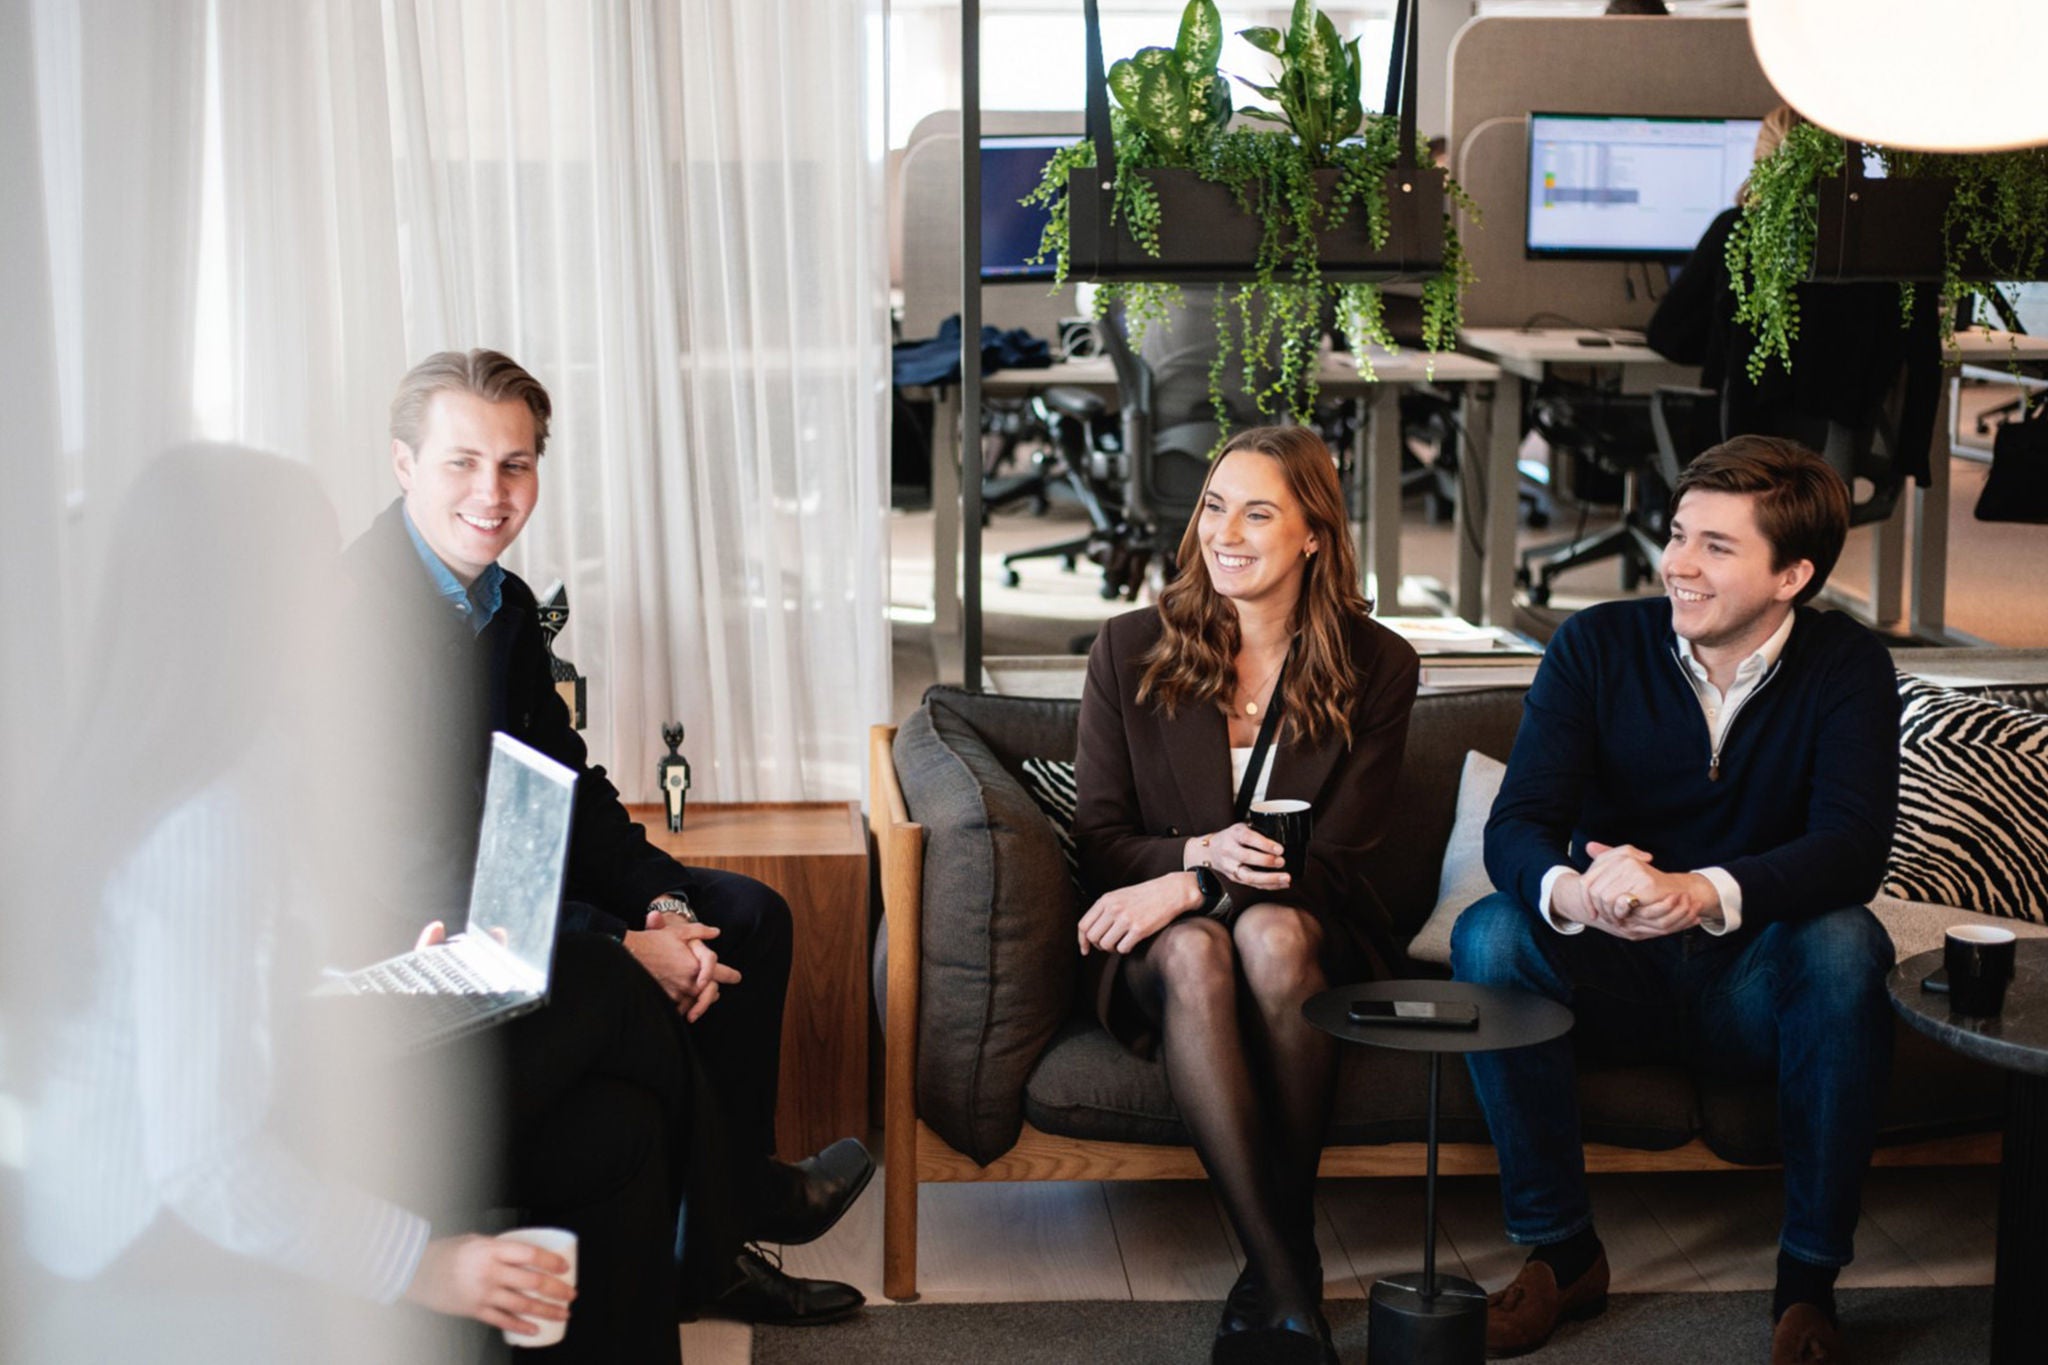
[1446,15,1785,330]
[898,109,1086,341]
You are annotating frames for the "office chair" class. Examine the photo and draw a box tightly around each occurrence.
[1515,384,1667,605]
[1095,303,1222,598]
[996,300,1228,601]
[1649,366,1921,535]
[1647,285,1943,538]
[997,385,1126,593]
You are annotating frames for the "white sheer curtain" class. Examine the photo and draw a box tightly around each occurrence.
[203,0,890,802]
[374,0,890,801]
[212,0,410,528]
[28,0,208,640]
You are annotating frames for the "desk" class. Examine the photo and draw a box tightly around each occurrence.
[926,348,1504,680]
[1915,330,2048,641]
[626,801,869,1159]
[1458,328,1699,625]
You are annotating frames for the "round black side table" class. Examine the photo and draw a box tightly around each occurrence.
[1889,939,2048,1365]
[1304,979,1574,1365]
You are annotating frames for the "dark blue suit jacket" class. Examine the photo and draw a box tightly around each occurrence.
[339,499,690,946]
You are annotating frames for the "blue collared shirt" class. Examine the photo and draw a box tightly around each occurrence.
[401,505,504,635]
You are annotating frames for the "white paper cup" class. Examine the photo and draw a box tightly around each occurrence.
[499,1226,578,1348]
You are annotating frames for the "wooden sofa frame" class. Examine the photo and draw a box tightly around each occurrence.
[869,724,1997,1302]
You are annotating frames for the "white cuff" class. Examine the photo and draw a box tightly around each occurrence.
[1537,866,1586,935]
[1696,867,1742,935]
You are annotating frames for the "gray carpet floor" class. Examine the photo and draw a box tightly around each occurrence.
[754,1288,1992,1364]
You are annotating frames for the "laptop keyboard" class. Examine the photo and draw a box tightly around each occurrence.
[349,946,500,997]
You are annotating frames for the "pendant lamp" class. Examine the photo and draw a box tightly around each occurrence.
[1748,0,2048,153]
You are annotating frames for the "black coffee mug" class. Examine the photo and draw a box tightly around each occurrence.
[1249,799,1313,882]
[1946,924,2018,1017]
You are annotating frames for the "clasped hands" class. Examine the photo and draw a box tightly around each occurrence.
[1076,822,1291,957]
[1552,841,1718,941]
[419,908,737,1021]
[623,910,741,1021]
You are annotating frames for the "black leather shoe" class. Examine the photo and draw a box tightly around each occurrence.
[1212,1323,1333,1365]
[714,1246,864,1326]
[1217,1264,1265,1338]
[750,1138,875,1245]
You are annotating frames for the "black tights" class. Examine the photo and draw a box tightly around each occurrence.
[1123,907,1338,1321]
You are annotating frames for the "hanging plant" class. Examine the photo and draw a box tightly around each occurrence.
[1021,0,1475,434]
[1728,126,2048,380]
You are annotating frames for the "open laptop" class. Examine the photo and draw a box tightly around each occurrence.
[316,732,577,1052]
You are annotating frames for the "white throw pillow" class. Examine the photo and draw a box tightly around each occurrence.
[1407,750,1507,966]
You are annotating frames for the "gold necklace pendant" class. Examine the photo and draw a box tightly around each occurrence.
[1245,700,1259,716]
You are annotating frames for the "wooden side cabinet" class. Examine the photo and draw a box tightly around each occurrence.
[626,801,869,1160]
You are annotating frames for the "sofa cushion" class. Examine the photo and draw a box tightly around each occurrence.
[1868,893,2048,961]
[1408,750,1509,966]
[1361,687,1525,946]
[1884,675,2048,923]
[1020,1017,1697,1151]
[1695,1024,2008,1165]
[892,691,1083,1164]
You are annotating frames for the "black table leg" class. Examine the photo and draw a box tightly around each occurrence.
[1423,1051,1440,1299]
[1367,1052,1486,1364]
[1994,1072,2048,1364]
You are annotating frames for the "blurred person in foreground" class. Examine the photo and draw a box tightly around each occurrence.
[11,447,688,1362]
[339,348,868,1325]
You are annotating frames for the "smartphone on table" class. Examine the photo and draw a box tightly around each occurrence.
[1347,998,1480,1029]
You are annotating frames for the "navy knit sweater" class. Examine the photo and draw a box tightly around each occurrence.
[1484,598,1901,930]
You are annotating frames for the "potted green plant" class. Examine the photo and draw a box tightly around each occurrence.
[1025,0,1475,425]
[1729,123,2048,378]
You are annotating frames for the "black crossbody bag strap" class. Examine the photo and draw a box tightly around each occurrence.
[1232,644,1295,822]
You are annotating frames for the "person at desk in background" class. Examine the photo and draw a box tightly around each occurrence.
[339,348,869,1327]
[1451,438,1901,1365]
[1072,426,1420,1365]
[1647,105,1941,487]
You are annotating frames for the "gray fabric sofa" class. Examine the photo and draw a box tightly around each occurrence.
[869,671,2046,1300]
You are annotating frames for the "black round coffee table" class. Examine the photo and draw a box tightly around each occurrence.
[1889,939,2048,1365]
[1305,980,1574,1365]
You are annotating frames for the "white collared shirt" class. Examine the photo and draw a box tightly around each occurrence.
[1537,611,1795,938]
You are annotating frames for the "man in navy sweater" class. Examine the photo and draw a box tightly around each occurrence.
[1452,437,1900,1365]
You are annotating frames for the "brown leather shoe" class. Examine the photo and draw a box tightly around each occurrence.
[1771,1303,1850,1364]
[1484,1250,1609,1357]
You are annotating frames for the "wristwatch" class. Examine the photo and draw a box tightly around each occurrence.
[1192,865,1224,914]
[650,893,698,925]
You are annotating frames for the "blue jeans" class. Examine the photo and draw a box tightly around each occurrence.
[1450,893,1894,1267]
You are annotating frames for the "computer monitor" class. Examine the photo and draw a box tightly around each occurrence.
[1525,113,1763,261]
[981,134,1080,283]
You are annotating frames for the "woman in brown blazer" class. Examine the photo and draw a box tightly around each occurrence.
[1073,425,1419,1365]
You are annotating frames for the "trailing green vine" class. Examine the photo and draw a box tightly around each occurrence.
[1725,123,1840,381]
[1729,126,2048,380]
[1022,0,1474,440]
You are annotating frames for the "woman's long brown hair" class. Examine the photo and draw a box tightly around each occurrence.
[1135,425,1375,747]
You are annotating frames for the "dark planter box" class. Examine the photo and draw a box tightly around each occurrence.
[1810,173,2000,282]
[1067,163,1447,284]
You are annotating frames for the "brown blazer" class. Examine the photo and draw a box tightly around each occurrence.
[1073,606,1421,1052]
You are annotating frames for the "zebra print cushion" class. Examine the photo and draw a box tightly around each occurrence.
[1018,756,1082,895]
[1884,674,2048,923]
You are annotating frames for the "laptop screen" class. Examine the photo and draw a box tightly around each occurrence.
[465,733,577,977]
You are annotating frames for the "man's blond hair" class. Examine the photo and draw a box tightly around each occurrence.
[390,349,553,457]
